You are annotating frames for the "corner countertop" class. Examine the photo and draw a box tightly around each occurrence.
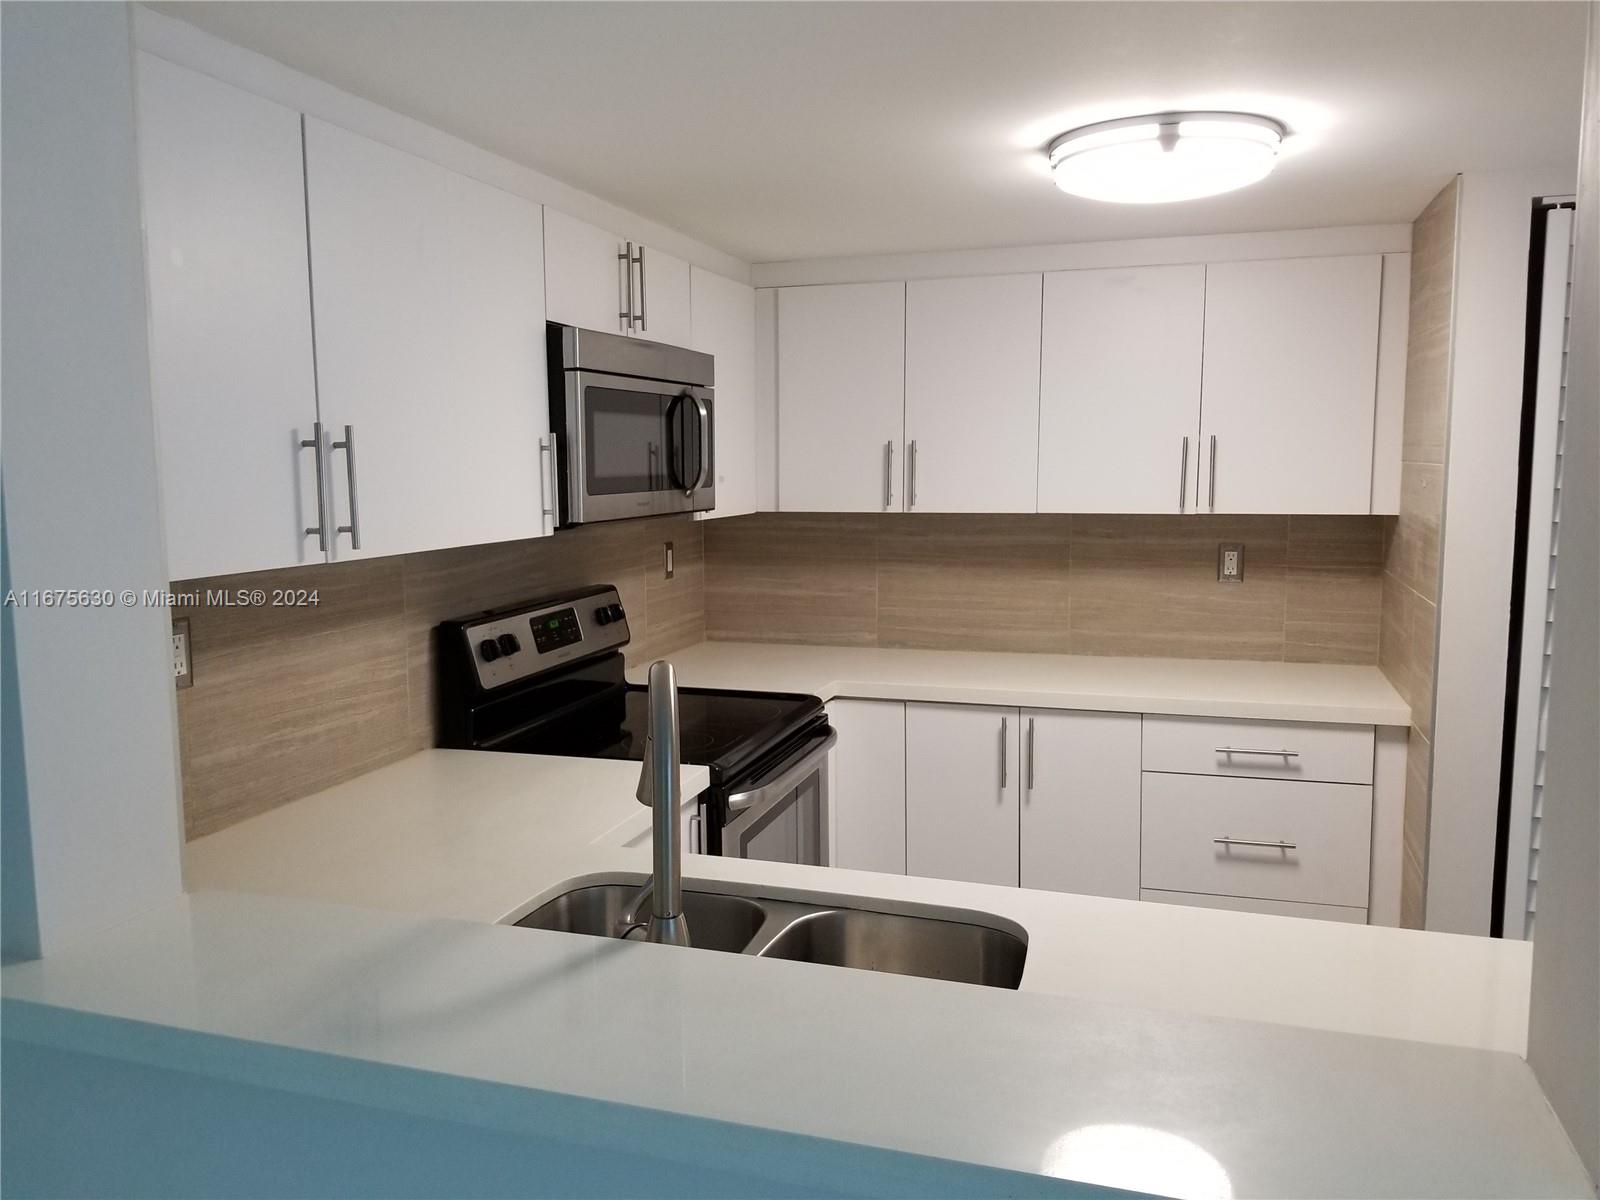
[630,642,1412,726]
[10,749,1586,1198]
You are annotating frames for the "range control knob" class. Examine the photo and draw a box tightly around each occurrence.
[608,603,626,624]
[593,606,612,626]
[478,638,501,663]
[497,632,521,656]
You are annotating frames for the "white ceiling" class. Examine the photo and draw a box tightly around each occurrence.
[151,1,1587,264]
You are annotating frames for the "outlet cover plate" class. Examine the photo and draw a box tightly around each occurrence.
[1218,543,1244,583]
[172,618,193,688]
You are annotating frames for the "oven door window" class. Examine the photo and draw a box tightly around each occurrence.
[582,386,708,496]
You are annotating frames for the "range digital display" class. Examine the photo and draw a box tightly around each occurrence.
[530,606,582,654]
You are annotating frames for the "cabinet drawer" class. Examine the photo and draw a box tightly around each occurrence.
[1141,773,1372,907]
[1142,715,1374,784]
[1140,888,1367,924]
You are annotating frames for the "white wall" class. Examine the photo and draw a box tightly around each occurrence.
[1425,165,1575,936]
[1,1,186,956]
[1527,5,1599,1184]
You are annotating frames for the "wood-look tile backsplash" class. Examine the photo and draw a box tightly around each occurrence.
[705,512,1386,664]
[174,515,704,839]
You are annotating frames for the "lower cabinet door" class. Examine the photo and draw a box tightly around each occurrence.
[828,699,906,874]
[1020,709,1141,899]
[905,703,1019,886]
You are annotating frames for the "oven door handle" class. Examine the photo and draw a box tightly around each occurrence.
[725,728,837,814]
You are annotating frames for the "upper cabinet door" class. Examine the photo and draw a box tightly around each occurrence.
[1038,265,1205,514]
[1199,255,1382,514]
[904,274,1042,513]
[635,245,692,347]
[905,702,1020,887]
[304,119,548,560]
[691,268,757,520]
[777,283,906,513]
[543,208,629,335]
[135,54,321,580]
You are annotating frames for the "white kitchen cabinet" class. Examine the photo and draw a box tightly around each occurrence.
[135,54,322,580]
[543,208,692,344]
[904,275,1041,513]
[303,118,549,561]
[905,703,1019,886]
[777,282,906,513]
[1020,709,1141,899]
[1141,772,1373,909]
[1199,255,1383,514]
[1037,265,1205,514]
[827,699,906,874]
[691,268,757,520]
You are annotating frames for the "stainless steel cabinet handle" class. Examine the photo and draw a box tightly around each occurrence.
[617,241,635,333]
[1208,434,1217,512]
[636,244,648,333]
[689,812,703,855]
[1026,717,1036,791]
[332,424,361,550]
[538,438,557,531]
[1214,837,1297,850]
[1178,436,1190,514]
[999,716,1008,789]
[301,421,329,552]
[883,441,894,509]
[1215,747,1300,757]
[908,439,918,508]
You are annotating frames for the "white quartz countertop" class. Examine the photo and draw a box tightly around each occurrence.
[631,642,1412,726]
[11,748,1584,1196]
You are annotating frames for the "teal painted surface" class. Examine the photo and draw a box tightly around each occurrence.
[1,1005,1140,1199]
[0,494,42,963]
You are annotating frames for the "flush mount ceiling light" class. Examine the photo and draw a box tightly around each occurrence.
[1046,112,1287,204]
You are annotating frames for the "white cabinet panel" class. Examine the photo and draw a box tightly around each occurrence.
[304,119,548,560]
[1140,889,1366,924]
[777,283,905,513]
[904,274,1041,513]
[691,269,757,520]
[1199,255,1382,514]
[1020,709,1141,899]
[828,699,906,874]
[135,54,321,580]
[543,208,628,335]
[1142,715,1375,785]
[637,246,692,347]
[1038,265,1204,514]
[905,703,1019,886]
[1141,772,1373,907]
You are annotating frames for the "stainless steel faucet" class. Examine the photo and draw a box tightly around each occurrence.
[618,660,691,947]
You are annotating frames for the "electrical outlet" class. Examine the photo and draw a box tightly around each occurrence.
[1218,543,1244,583]
[663,541,675,580]
[172,618,193,688]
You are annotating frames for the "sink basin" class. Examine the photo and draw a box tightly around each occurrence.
[511,879,1027,989]
[515,884,767,954]
[751,908,1027,989]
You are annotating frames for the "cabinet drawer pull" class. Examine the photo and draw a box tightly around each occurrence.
[331,424,361,550]
[1208,434,1217,512]
[999,716,1008,790]
[1215,746,1299,757]
[1214,837,1297,850]
[908,439,918,508]
[618,241,635,332]
[883,440,894,509]
[1026,717,1035,791]
[301,421,329,552]
[1178,436,1190,513]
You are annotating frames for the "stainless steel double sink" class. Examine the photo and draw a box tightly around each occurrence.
[513,881,1028,990]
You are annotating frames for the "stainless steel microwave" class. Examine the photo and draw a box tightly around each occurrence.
[547,324,714,526]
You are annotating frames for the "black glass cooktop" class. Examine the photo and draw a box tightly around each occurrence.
[499,684,825,780]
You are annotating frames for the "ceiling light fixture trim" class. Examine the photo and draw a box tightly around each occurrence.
[1046,111,1288,205]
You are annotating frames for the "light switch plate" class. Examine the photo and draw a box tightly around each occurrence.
[1218,543,1244,583]
[172,618,193,688]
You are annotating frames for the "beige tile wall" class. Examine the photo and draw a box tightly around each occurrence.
[705,512,1385,663]
[174,515,704,839]
[1381,177,1459,929]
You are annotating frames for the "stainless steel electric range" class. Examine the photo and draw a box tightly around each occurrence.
[436,585,832,864]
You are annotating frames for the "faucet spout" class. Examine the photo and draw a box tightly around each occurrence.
[628,660,689,947]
